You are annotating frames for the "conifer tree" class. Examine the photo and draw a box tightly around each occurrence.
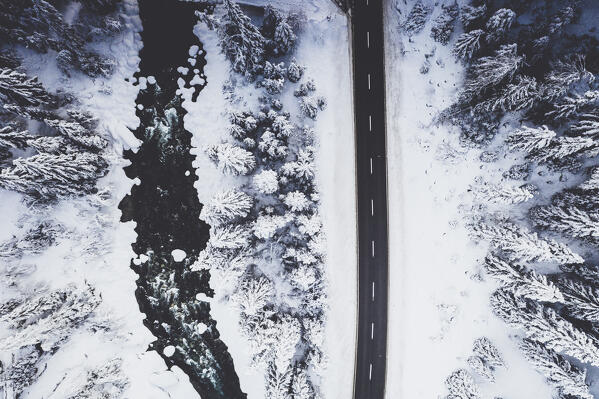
[558,279,599,323]
[207,142,256,176]
[200,189,253,227]
[0,152,107,199]
[530,205,599,244]
[453,30,484,61]
[469,221,583,265]
[491,290,599,366]
[463,44,523,97]
[520,339,592,399]
[485,254,564,303]
[0,68,52,106]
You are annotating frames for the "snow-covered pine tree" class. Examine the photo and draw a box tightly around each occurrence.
[265,361,292,399]
[558,279,599,323]
[0,222,64,259]
[472,183,535,204]
[579,167,599,191]
[233,277,274,315]
[478,75,541,113]
[544,56,594,101]
[546,90,599,121]
[218,0,266,75]
[570,115,599,137]
[0,68,52,106]
[530,136,598,165]
[271,19,296,56]
[453,30,485,61]
[299,96,319,119]
[505,125,556,153]
[0,286,100,352]
[0,125,31,160]
[253,169,279,194]
[258,131,288,160]
[208,224,251,250]
[283,191,310,212]
[199,189,253,227]
[402,1,432,35]
[445,369,481,399]
[484,254,564,303]
[469,221,583,265]
[560,264,599,287]
[60,358,128,399]
[26,136,78,155]
[430,3,458,45]
[0,346,42,398]
[459,4,487,30]
[491,290,599,366]
[520,339,592,399]
[286,60,304,83]
[530,205,599,244]
[472,337,505,369]
[291,368,312,399]
[463,44,523,98]
[0,152,107,199]
[253,213,288,240]
[207,142,256,176]
[467,355,495,381]
[281,146,315,188]
[44,118,108,151]
[485,8,516,43]
[272,315,301,372]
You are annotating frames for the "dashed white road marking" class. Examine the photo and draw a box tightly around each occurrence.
[371,322,374,339]
[370,157,373,174]
[369,115,372,131]
[367,31,370,48]
[369,363,373,381]
[372,282,375,300]
[368,73,371,90]
[371,240,375,258]
[371,199,374,216]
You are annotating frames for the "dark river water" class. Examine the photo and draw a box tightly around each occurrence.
[118,1,246,398]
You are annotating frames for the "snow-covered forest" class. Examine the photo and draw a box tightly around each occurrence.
[386,0,599,397]
[0,0,353,397]
[182,1,354,397]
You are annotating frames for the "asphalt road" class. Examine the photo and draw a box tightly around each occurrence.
[350,0,389,398]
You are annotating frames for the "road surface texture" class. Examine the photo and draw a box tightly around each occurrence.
[350,0,389,398]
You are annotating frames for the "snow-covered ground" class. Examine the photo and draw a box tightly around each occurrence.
[0,1,201,397]
[183,1,356,398]
[383,0,556,397]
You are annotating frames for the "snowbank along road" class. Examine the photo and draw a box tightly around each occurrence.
[350,0,389,398]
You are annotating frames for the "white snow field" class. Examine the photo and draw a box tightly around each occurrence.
[0,1,200,397]
[182,1,356,398]
[383,0,556,398]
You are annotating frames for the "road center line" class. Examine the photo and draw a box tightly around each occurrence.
[369,115,372,131]
[371,240,375,258]
[369,363,372,381]
[372,282,375,300]
[368,73,371,90]
[371,322,374,339]
[370,157,373,174]
[371,199,374,216]
[367,31,370,48]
